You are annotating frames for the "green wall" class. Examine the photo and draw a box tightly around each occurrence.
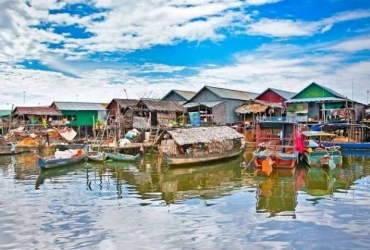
[61,110,97,126]
[294,84,337,99]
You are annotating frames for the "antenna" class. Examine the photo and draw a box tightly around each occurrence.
[123,89,128,99]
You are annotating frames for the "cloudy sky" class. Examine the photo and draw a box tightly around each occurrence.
[1,0,370,109]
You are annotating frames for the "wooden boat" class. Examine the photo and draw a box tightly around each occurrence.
[253,119,299,169]
[87,151,107,163]
[159,126,244,166]
[301,131,342,168]
[106,152,140,162]
[163,147,243,166]
[35,146,88,170]
[253,119,342,169]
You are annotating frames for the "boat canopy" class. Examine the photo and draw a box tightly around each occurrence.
[301,131,336,137]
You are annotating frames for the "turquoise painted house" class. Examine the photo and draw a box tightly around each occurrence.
[51,102,107,126]
[285,82,364,123]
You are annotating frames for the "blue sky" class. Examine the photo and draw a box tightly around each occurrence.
[0,0,370,109]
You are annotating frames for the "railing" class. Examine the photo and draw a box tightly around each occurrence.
[256,117,298,122]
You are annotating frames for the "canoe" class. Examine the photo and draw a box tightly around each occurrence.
[87,151,107,163]
[106,152,140,162]
[35,146,88,170]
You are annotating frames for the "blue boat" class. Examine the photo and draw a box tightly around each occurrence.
[35,145,88,170]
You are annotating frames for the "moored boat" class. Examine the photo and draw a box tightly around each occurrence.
[252,118,342,170]
[159,126,244,166]
[301,131,342,168]
[106,152,140,162]
[87,151,107,163]
[253,119,299,169]
[35,145,88,170]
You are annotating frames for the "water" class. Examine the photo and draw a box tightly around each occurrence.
[1,152,370,250]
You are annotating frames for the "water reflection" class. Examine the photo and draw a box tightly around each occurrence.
[254,168,297,218]
[1,152,370,249]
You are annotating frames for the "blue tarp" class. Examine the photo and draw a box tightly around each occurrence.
[189,112,201,126]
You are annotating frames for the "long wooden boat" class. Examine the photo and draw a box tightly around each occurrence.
[106,152,140,162]
[87,151,107,163]
[35,146,88,170]
[159,126,245,167]
[163,147,243,166]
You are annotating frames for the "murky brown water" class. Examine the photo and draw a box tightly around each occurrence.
[1,150,370,250]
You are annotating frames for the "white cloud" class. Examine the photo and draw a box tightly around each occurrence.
[245,0,282,6]
[326,36,370,52]
[0,0,253,63]
[247,18,318,37]
[247,10,370,37]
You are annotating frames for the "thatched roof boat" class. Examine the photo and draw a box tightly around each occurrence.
[161,126,244,166]
[166,126,244,145]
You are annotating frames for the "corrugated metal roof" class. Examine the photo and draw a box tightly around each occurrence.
[13,106,62,116]
[205,86,259,100]
[161,89,197,101]
[174,90,197,100]
[285,97,346,103]
[269,88,297,99]
[53,102,106,111]
[137,99,186,112]
[184,101,224,108]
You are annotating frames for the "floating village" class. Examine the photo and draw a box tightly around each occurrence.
[1,82,370,172]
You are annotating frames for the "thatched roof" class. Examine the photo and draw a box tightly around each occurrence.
[167,126,243,145]
[235,99,282,114]
[136,99,186,112]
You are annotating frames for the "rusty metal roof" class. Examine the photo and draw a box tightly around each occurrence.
[13,106,62,116]
[136,99,186,112]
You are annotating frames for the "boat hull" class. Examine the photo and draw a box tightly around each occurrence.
[38,153,87,170]
[106,153,140,162]
[254,153,296,169]
[87,152,107,162]
[163,148,243,166]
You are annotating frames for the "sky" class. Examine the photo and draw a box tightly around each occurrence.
[0,0,370,109]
